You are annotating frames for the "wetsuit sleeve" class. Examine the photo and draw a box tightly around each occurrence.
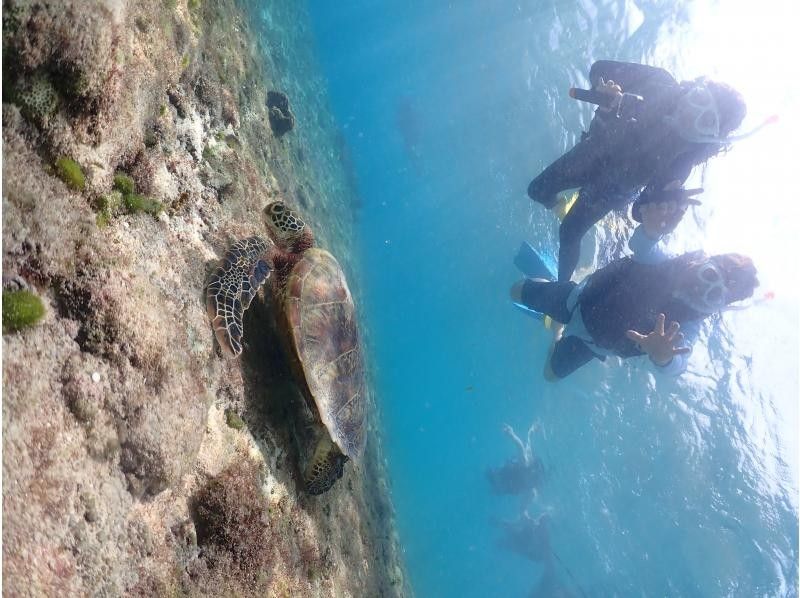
[628,225,671,265]
[588,61,677,93]
[587,61,679,124]
[652,319,700,376]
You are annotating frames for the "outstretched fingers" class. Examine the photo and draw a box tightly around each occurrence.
[655,313,666,336]
[625,329,647,343]
[671,331,690,356]
[665,320,680,342]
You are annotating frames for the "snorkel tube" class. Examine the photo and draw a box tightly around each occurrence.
[667,113,779,145]
[722,292,774,312]
[686,114,779,144]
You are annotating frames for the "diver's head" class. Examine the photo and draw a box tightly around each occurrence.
[675,253,759,314]
[671,78,747,143]
[705,80,747,138]
[631,186,703,224]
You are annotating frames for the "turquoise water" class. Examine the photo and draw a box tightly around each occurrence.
[306,1,799,596]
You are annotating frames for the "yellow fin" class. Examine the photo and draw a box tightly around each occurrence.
[543,315,552,330]
[554,190,579,222]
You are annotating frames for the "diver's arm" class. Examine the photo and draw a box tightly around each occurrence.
[626,314,693,375]
[629,225,670,265]
[502,424,527,458]
[589,61,677,94]
[524,424,536,465]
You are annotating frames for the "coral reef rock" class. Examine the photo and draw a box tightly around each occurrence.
[267,90,296,137]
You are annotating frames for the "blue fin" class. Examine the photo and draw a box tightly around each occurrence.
[512,301,545,321]
[513,242,557,280]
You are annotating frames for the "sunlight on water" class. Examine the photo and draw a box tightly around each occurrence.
[656,0,800,500]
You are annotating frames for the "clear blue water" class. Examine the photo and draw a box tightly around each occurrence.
[306,1,799,596]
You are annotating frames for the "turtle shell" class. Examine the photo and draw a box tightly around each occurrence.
[283,248,366,460]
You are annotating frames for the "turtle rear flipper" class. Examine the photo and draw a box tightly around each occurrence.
[206,236,272,357]
[304,434,348,495]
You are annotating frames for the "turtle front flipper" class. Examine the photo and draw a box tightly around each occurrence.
[304,433,348,495]
[206,236,272,357]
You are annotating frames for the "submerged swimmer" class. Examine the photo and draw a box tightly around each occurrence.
[504,422,535,465]
[527,60,748,282]
[511,186,759,379]
[486,423,544,497]
[496,510,552,562]
[497,511,586,598]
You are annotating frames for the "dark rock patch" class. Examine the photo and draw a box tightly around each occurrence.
[267,90,295,137]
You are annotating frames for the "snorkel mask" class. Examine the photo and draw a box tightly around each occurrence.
[676,256,759,314]
[668,84,722,143]
[666,82,777,144]
[691,261,729,312]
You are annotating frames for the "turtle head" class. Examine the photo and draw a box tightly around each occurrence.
[262,201,315,254]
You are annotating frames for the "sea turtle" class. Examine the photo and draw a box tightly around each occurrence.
[206,201,366,494]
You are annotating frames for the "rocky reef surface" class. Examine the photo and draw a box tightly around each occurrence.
[2,0,407,595]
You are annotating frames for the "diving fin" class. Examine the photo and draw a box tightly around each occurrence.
[513,243,557,325]
[512,301,555,329]
[553,190,578,222]
[513,242,557,280]
[513,301,545,321]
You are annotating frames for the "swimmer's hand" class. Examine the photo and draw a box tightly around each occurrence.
[595,77,623,112]
[639,181,690,238]
[625,313,690,366]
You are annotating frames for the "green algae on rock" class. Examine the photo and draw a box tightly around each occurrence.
[110,174,162,219]
[202,144,216,162]
[95,190,124,227]
[2,290,45,333]
[224,408,245,430]
[113,173,136,196]
[55,157,86,191]
[123,193,163,217]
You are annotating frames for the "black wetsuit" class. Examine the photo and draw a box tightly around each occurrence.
[528,61,720,282]
[519,251,707,378]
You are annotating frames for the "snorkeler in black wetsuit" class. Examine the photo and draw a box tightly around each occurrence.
[527,60,747,282]
[509,225,759,380]
[486,423,544,500]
